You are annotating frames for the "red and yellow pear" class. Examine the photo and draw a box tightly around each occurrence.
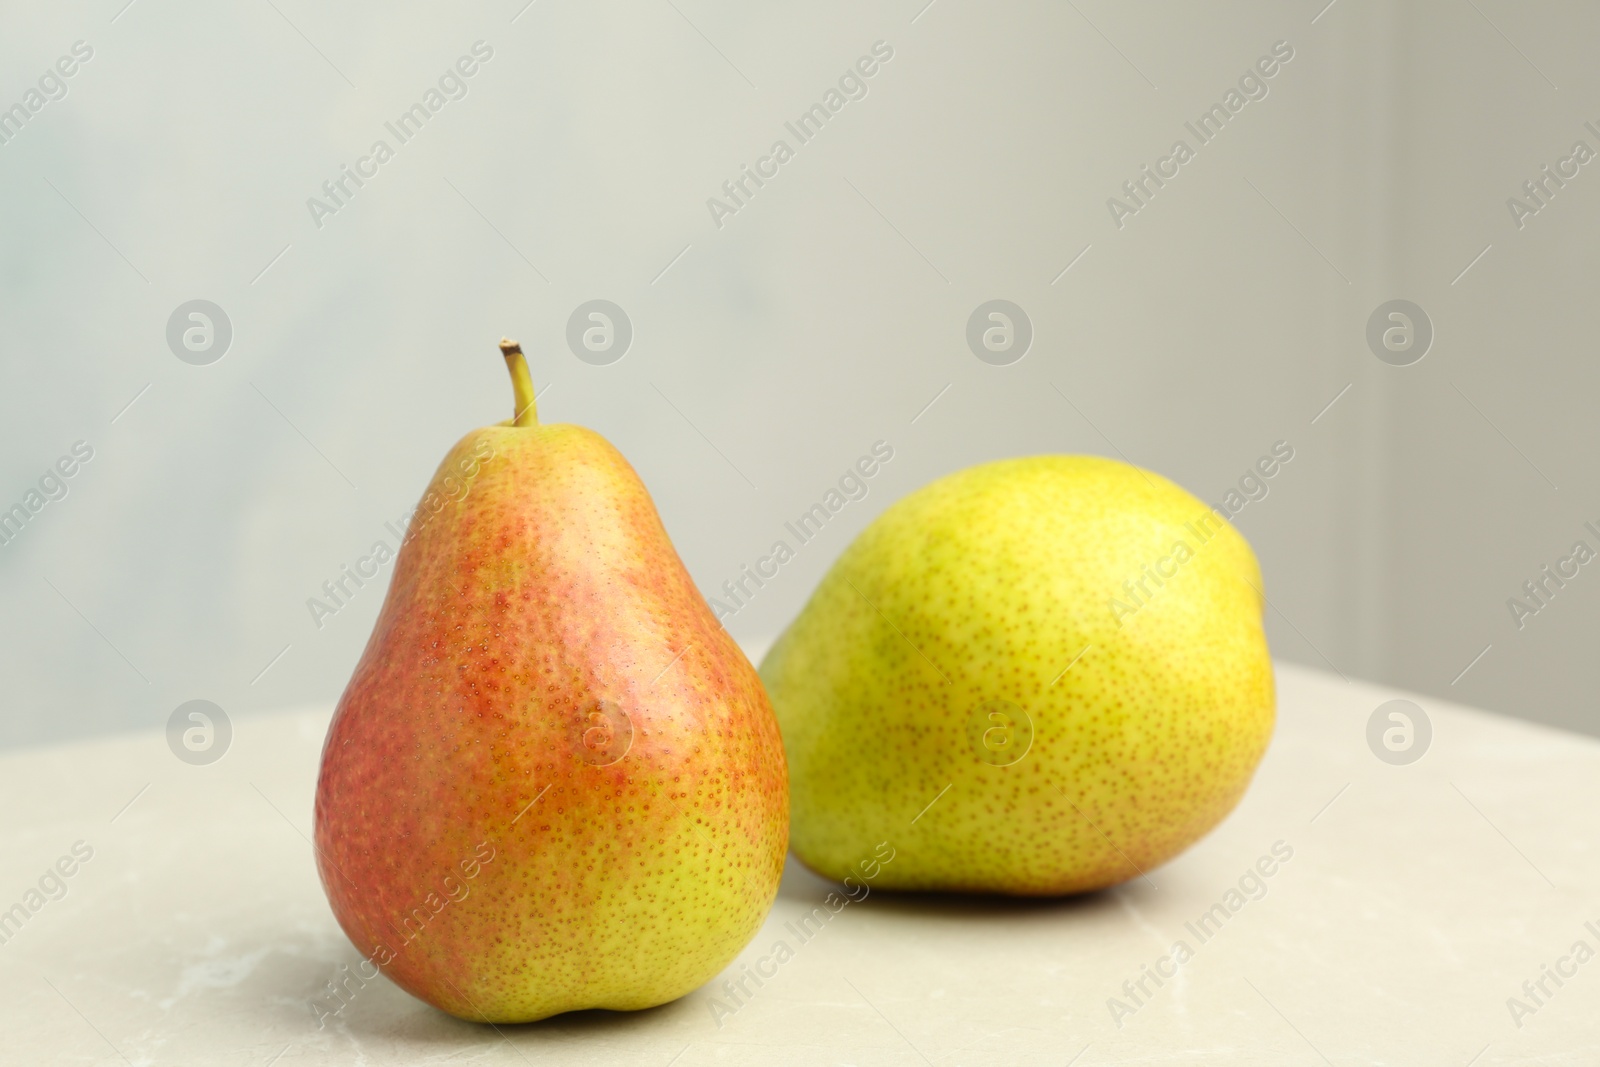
[313,341,787,1022]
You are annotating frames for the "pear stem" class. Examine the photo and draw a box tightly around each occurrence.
[500,338,537,426]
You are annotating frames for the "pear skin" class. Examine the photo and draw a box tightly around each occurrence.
[761,455,1273,896]
[314,342,787,1022]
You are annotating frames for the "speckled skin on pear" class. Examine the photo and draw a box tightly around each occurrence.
[761,456,1274,896]
[314,422,788,1022]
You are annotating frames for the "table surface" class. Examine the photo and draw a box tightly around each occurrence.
[2,657,1596,1066]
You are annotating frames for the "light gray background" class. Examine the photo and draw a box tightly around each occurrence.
[1,0,1594,748]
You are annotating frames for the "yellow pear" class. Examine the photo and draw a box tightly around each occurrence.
[760,455,1273,895]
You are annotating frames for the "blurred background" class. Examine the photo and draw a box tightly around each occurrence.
[2,0,1595,748]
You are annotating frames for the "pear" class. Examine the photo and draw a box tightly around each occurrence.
[760,456,1273,895]
[313,341,787,1022]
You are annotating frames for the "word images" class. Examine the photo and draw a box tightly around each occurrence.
[1107,840,1293,1028]
[706,842,896,1027]
[0,40,94,148]
[309,841,495,1027]
[1110,441,1293,625]
[307,440,493,628]
[1107,40,1295,229]
[709,440,894,621]
[0,841,95,947]
[707,41,895,229]
[0,440,95,548]
[307,41,495,229]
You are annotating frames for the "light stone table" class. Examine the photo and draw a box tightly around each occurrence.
[3,658,1598,1065]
